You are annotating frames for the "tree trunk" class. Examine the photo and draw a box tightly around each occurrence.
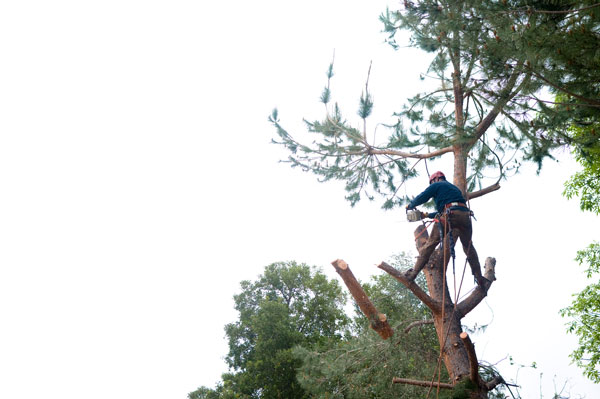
[453,145,469,197]
[415,225,493,397]
[417,228,471,383]
[376,225,496,398]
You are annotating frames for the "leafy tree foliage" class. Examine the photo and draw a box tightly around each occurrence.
[270,1,600,208]
[561,117,600,383]
[294,253,509,398]
[563,121,600,213]
[189,261,349,399]
[295,331,439,399]
[270,3,600,392]
[294,254,443,398]
[560,242,600,383]
[188,386,222,399]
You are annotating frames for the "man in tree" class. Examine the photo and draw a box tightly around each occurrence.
[405,171,488,289]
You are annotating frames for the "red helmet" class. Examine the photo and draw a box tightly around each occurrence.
[429,171,445,184]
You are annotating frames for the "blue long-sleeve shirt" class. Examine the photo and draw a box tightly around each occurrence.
[408,181,467,218]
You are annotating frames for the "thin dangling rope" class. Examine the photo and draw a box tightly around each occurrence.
[426,211,477,399]
[425,216,450,399]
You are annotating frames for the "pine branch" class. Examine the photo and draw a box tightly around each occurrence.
[469,61,526,147]
[369,145,454,159]
[466,182,501,200]
[529,69,600,107]
[504,3,600,15]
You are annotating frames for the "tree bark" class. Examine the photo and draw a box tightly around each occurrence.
[331,259,394,339]
[379,224,497,393]
[467,182,501,200]
[457,257,496,317]
[460,332,482,387]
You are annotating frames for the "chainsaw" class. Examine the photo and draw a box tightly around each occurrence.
[406,209,425,222]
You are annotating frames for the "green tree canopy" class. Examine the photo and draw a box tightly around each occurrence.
[563,120,600,213]
[561,115,600,383]
[268,1,600,395]
[189,261,349,399]
[294,255,442,398]
[272,1,599,210]
[561,242,600,383]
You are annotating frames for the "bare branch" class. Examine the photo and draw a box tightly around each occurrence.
[369,145,454,159]
[466,182,501,200]
[392,377,453,389]
[378,261,441,313]
[362,61,373,139]
[403,319,434,334]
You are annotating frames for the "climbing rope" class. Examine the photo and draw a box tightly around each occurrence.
[425,214,450,399]
[424,209,475,399]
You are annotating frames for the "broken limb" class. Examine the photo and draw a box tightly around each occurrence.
[392,377,453,389]
[378,261,440,313]
[457,257,496,317]
[331,259,394,339]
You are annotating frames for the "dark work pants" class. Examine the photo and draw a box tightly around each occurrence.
[413,209,482,278]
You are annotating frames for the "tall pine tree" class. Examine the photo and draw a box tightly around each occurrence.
[271,1,598,397]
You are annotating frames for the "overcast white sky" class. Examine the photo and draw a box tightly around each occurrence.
[0,1,598,398]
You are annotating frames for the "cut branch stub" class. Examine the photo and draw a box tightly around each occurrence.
[460,332,506,392]
[459,332,481,388]
[484,256,496,282]
[457,257,496,317]
[331,259,393,339]
[466,182,501,200]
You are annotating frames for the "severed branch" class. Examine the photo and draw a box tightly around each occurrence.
[378,261,440,313]
[403,319,435,334]
[331,259,394,339]
[392,377,453,389]
[457,257,496,317]
[459,332,482,388]
[467,182,501,200]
